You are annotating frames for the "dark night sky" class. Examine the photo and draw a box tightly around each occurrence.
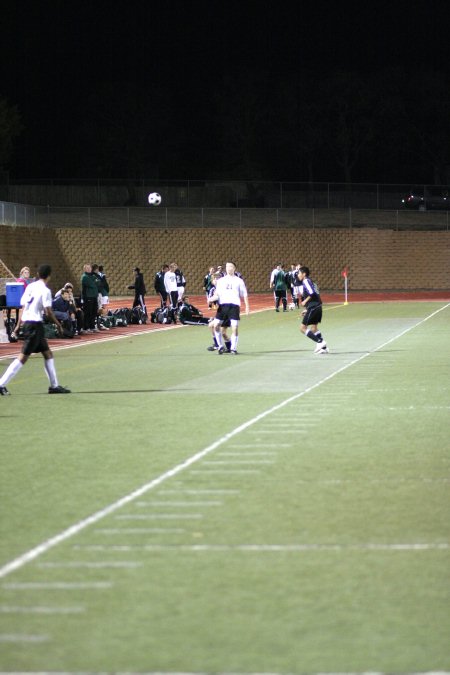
[2,0,450,181]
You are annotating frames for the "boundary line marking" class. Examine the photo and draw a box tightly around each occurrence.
[0,302,448,579]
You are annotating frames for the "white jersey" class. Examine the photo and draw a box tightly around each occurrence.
[20,278,52,322]
[215,274,248,306]
[164,271,178,293]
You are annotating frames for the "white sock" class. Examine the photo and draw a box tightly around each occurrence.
[214,328,224,348]
[44,358,58,388]
[0,359,23,386]
[231,334,238,351]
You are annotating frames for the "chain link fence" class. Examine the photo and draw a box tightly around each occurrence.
[1,201,449,231]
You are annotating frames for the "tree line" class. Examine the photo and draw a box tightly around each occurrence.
[1,67,449,184]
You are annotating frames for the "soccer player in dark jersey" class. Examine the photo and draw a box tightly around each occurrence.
[298,266,328,354]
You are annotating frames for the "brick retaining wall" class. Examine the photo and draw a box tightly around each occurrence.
[1,225,448,295]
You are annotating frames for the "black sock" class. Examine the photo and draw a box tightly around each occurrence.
[305,329,320,343]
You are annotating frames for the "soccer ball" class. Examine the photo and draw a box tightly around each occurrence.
[289,302,295,311]
[148,192,162,206]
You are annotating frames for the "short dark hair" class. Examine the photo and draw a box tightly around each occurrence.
[38,264,51,279]
[299,266,310,276]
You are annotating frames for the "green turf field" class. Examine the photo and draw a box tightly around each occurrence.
[1,300,449,673]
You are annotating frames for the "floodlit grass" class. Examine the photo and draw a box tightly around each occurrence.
[0,301,449,672]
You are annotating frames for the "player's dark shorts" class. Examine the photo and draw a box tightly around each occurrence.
[216,303,240,323]
[22,321,49,356]
[301,302,322,326]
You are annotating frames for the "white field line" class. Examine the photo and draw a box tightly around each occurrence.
[0,634,50,643]
[158,489,241,494]
[202,460,276,465]
[135,501,222,507]
[37,561,141,569]
[226,443,292,448]
[0,605,85,614]
[93,528,186,534]
[246,429,306,434]
[1,302,448,580]
[1,582,112,589]
[188,469,261,474]
[67,543,450,553]
[295,478,450,484]
[114,513,203,520]
[218,452,277,456]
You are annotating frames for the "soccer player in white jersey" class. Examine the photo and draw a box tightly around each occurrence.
[209,261,249,355]
[0,264,71,395]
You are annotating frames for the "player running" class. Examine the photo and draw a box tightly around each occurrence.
[297,266,329,354]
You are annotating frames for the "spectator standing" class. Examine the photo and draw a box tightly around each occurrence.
[202,266,216,303]
[164,263,179,320]
[128,267,147,314]
[270,263,288,312]
[0,264,70,395]
[81,263,99,332]
[154,264,169,308]
[97,265,110,308]
[9,266,33,341]
[16,266,33,289]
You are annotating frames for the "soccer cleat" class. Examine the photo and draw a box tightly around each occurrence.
[0,386,11,396]
[314,341,327,353]
[217,347,225,355]
[207,345,217,351]
[315,346,329,355]
[229,349,238,355]
[48,385,71,394]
